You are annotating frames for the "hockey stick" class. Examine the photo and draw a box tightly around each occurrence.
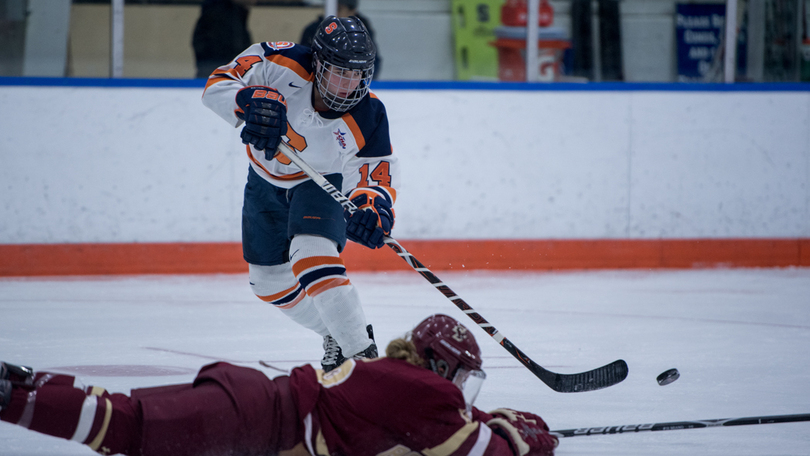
[145,347,290,373]
[276,142,628,393]
[550,412,810,438]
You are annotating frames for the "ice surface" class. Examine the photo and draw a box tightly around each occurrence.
[1,268,809,455]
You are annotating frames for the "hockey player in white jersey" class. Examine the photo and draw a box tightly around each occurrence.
[201,15,399,371]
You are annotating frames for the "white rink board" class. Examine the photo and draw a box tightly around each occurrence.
[1,86,808,243]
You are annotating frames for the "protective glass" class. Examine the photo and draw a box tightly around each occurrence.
[452,366,487,410]
[314,58,373,112]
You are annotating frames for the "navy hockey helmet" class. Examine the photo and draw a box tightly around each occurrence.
[409,314,486,407]
[311,15,375,112]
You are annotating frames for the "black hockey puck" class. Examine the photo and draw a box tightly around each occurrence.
[657,368,680,386]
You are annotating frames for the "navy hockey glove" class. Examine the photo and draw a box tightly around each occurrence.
[345,189,395,249]
[487,408,558,456]
[235,86,288,159]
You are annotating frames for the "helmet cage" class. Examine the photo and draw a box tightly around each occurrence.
[313,54,373,112]
[311,15,375,112]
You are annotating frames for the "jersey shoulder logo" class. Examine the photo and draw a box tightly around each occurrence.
[267,41,295,51]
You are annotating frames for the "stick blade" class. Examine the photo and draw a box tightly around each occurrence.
[548,359,628,393]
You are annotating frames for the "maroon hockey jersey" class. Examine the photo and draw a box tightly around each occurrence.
[289,357,513,456]
[2,360,536,456]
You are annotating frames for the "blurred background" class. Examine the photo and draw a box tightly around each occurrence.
[1,0,809,83]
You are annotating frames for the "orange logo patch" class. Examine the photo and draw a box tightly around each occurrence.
[250,90,287,107]
[269,41,295,50]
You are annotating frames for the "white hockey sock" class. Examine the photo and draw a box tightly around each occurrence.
[290,235,371,356]
[248,263,328,336]
[312,285,370,356]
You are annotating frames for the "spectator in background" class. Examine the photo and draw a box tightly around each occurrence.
[300,0,382,78]
[192,0,257,78]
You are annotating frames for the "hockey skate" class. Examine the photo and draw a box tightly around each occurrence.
[349,341,378,361]
[321,334,346,372]
[321,324,377,372]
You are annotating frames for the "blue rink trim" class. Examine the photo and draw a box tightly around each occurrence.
[0,76,205,89]
[1,76,810,92]
[373,81,810,92]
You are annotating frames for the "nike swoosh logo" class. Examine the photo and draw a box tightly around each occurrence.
[289,82,301,88]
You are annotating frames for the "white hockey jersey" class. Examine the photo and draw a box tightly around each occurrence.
[202,41,399,202]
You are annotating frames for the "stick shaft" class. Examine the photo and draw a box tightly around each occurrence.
[551,413,810,438]
[275,142,627,392]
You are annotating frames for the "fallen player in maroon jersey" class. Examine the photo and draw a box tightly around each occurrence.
[1,314,558,456]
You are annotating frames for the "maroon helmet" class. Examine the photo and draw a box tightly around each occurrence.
[409,314,486,407]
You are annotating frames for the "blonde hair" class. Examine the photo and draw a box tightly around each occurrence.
[385,338,424,367]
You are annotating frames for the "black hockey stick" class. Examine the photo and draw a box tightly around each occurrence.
[277,142,628,393]
[550,413,810,438]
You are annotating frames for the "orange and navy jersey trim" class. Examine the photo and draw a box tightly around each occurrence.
[204,55,265,91]
[203,43,314,94]
[260,42,314,81]
[204,73,232,92]
[292,256,350,297]
[256,283,306,309]
[342,115,365,150]
[343,94,392,159]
